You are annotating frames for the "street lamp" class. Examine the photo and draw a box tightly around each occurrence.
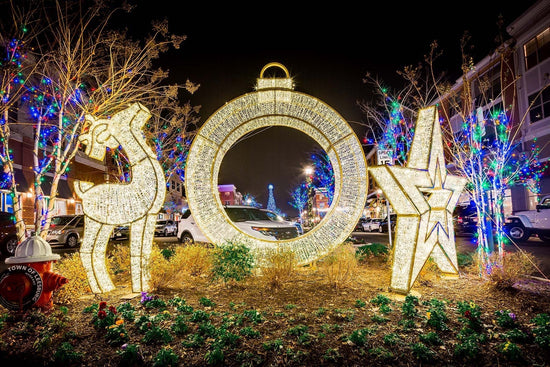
[304,167,314,228]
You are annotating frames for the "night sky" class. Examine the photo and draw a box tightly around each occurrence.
[126,1,538,216]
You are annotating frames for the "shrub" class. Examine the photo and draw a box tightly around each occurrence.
[173,243,213,277]
[486,251,538,290]
[355,243,389,263]
[258,245,296,290]
[211,241,255,285]
[321,243,358,288]
[53,253,90,304]
[107,244,131,283]
[530,313,550,347]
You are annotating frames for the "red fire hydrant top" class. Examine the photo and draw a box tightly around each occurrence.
[1,236,67,312]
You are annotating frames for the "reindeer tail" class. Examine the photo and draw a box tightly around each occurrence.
[73,180,94,198]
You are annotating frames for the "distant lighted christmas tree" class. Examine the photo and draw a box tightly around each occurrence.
[267,184,277,212]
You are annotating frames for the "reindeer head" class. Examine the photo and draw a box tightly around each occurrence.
[79,115,119,161]
[79,103,150,161]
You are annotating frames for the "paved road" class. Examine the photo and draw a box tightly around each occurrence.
[1,232,549,279]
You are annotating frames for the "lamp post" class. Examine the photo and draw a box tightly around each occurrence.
[304,167,314,228]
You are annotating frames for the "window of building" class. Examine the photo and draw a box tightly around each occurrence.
[0,191,13,212]
[528,87,550,123]
[472,65,501,105]
[524,27,550,70]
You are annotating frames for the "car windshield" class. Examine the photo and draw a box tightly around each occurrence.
[225,207,271,222]
[157,220,167,225]
[51,216,77,225]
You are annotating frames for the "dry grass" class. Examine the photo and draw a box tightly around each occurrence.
[486,250,540,290]
[257,246,297,290]
[53,252,91,305]
[319,243,358,288]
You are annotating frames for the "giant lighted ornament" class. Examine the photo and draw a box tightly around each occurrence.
[369,106,467,294]
[75,103,166,293]
[185,62,368,264]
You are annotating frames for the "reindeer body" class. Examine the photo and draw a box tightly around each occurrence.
[75,103,166,293]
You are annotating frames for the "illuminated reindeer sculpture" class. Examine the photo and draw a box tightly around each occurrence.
[75,103,166,293]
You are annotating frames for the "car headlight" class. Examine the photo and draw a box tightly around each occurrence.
[251,226,273,236]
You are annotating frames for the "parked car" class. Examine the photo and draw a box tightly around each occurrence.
[261,210,304,235]
[111,226,129,240]
[178,205,299,245]
[355,217,369,231]
[504,195,550,243]
[379,214,397,233]
[155,219,178,237]
[362,218,383,232]
[454,203,478,235]
[46,214,84,248]
[0,211,18,257]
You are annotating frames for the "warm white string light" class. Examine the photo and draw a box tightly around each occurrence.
[369,107,466,294]
[76,103,166,293]
[185,63,368,265]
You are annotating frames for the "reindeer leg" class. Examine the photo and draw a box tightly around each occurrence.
[80,218,116,293]
[129,214,157,292]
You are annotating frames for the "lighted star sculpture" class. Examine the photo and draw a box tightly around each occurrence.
[369,106,467,294]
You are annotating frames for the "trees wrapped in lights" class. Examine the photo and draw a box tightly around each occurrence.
[0,0,195,238]
[361,38,544,275]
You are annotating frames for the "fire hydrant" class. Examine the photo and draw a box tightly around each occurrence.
[0,235,68,312]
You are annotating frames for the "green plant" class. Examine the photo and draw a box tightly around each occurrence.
[199,297,216,307]
[370,293,391,306]
[419,331,443,346]
[323,347,342,362]
[287,324,309,337]
[346,328,373,346]
[355,243,388,262]
[153,347,179,367]
[242,309,264,324]
[182,333,205,348]
[499,341,522,361]
[191,310,211,323]
[160,247,175,260]
[53,342,82,364]
[383,332,401,345]
[371,314,389,324]
[117,343,143,366]
[401,294,419,318]
[332,308,355,321]
[105,320,129,346]
[240,326,260,338]
[263,338,284,351]
[379,304,392,314]
[495,309,518,328]
[354,299,366,308]
[211,241,255,284]
[531,313,550,347]
[454,328,486,359]
[315,307,327,316]
[205,346,224,365]
[457,300,482,330]
[117,302,136,322]
[425,299,448,331]
[140,292,167,309]
[503,328,529,343]
[143,325,173,345]
[411,342,436,362]
[91,301,118,329]
[171,315,189,335]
